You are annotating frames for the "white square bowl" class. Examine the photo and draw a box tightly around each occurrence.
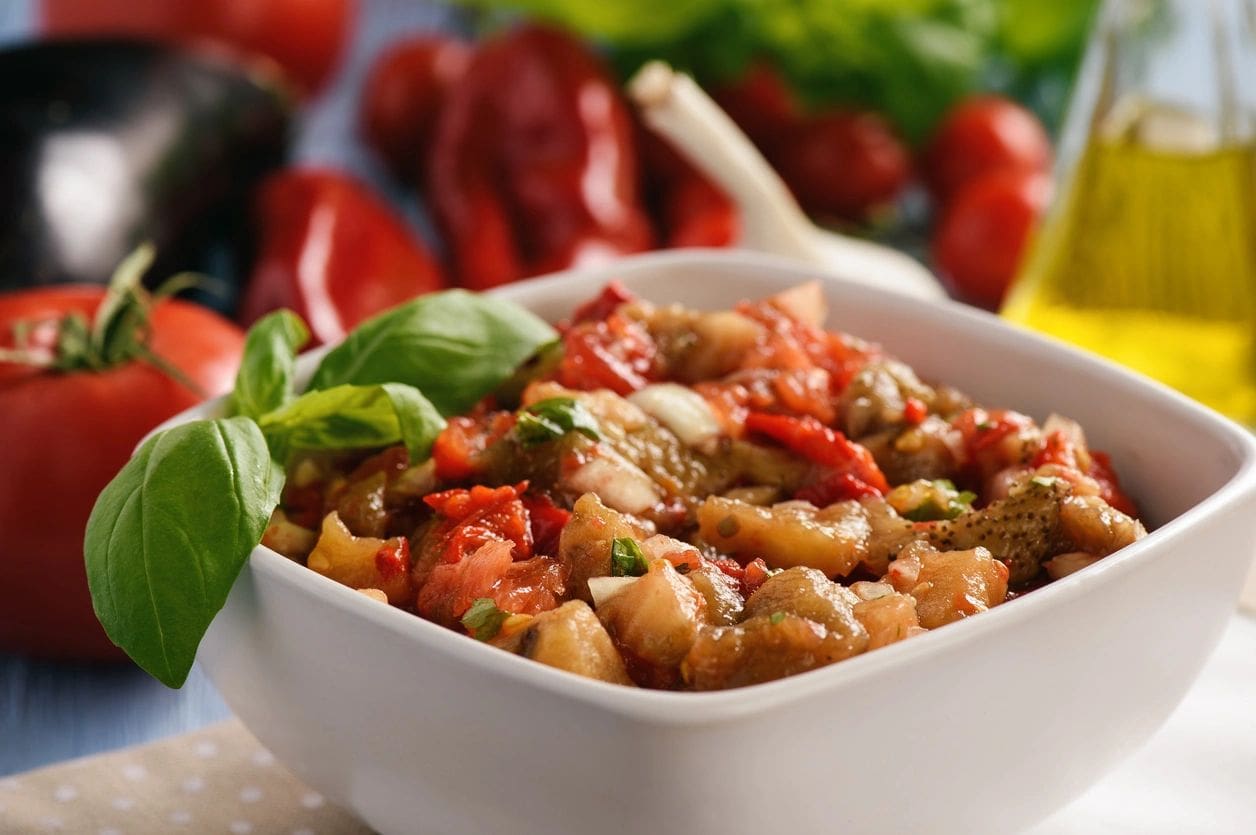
[187,251,1256,835]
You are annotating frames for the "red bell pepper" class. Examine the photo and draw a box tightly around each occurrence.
[745,411,889,494]
[238,168,447,345]
[428,25,654,290]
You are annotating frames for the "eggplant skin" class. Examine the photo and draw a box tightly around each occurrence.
[0,39,291,304]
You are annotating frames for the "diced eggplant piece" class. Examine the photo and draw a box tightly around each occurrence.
[498,601,634,686]
[596,559,706,688]
[682,613,856,691]
[887,542,1008,629]
[697,496,870,578]
[923,478,1071,585]
[557,493,649,602]
[849,582,921,650]
[686,563,744,626]
[307,512,414,605]
[742,567,868,659]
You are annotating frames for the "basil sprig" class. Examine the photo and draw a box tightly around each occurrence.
[85,290,557,688]
[230,310,309,419]
[514,397,600,447]
[308,290,558,415]
[85,418,284,687]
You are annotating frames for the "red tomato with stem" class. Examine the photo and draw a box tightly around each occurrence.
[921,95,1053,204]
[360,35,472,180]
[42,0,355,95]
[0,276,244,660]
[932,168,1052,310]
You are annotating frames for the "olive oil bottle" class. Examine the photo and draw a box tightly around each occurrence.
[1001,0,1256,423]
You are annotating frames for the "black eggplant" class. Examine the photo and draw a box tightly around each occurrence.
[0,38,292,309]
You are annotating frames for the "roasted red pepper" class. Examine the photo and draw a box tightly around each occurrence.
[428,25,654,290]
[745,412,889,494]
[238,168,447,345]
[637,128,738,249]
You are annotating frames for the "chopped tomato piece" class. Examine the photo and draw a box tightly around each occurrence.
[696,368,837,432]
[423,482,533,563]
[556,313,658,395]
[373,537,411,581]
[741,557,774,597]
[431,412,514,481]
[1032,428,1081,470]
[744,412,889,493]
[903,397,928,426]
[417,540,566,629]
[954,408,1036,462]
[568,281,636,326]
[736,298,876,391]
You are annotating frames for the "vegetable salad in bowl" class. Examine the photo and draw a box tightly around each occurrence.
[122,278,1141,692]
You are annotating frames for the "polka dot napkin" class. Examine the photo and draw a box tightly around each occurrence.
[0,720,373,834]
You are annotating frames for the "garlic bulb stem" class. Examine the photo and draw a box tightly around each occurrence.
[628,61,945,302]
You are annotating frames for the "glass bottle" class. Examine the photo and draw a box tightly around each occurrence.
[1001,0,1256,423]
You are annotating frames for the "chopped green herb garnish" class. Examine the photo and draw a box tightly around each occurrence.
[515,397,600,447]
[610,537,649,577]
[903,481,977,521]
[1030,475,1059,489]
[769,611,786,625]
[461,597,510,641]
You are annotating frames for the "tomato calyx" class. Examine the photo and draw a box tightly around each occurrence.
[0,245,206,395]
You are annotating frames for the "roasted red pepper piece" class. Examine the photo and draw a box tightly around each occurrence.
[745,411,889,494]
[238,169,447,346]
[424,482,533,564]
[360,35,471,179]
[431,412,515,481]
[522,493,572,557]
[556,311,659,395]
[795,472,882,507]
[568,280,636,326]
[428,25,653,290]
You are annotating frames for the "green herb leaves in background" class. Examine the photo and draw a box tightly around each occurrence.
[515,397,600,447]
[308,290,558,415]
[259,383,445,464]
[230,310,309,419]
[472,0,1100,141]
[86,289,554,689]
[85,417,283,687]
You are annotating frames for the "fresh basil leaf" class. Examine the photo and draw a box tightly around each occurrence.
[231,310,310,419]
[610,537,649,577]
[306,290,558,415]
[461,597,510,641]
[259,383,445,463]
[515,397,600,447]
[84,417,284,688]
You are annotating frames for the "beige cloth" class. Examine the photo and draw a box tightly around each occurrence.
[0,720,372,834]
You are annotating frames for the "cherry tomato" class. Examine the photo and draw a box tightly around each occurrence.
[769,111,911,222]
[932,168,1051,310]
[360,35,471,180]
[921,96,1052,204]
[0,287,244,660]
[42,0,356,95]
[711,63,801,145]
[239,169,447,346]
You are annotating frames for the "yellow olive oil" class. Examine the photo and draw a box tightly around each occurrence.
[1002,136,1256,423]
